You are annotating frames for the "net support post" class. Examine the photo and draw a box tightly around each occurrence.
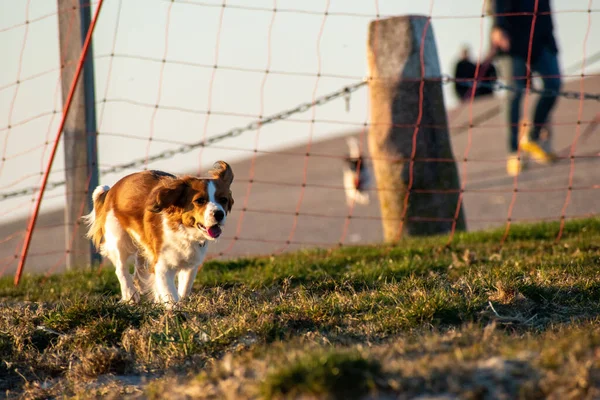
[57,0,101,269]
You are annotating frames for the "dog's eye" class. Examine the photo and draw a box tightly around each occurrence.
[195,197,207,205]
[218,197,228,205]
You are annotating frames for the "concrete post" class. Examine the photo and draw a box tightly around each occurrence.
[367,15,466,241]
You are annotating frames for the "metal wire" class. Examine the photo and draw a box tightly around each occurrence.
[0,79,367,202]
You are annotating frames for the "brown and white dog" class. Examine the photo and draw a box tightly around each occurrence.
[83,161,234,307]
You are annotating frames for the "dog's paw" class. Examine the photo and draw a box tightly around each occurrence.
[121,289,141,304]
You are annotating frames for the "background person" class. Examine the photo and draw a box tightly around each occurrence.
[491,0,561,176]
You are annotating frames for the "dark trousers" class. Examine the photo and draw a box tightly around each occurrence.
[497,47,562,152]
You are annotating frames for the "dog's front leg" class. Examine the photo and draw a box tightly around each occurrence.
[154,261,179,309]
[177,266,200,300]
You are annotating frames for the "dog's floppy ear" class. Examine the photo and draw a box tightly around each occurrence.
[226,191,234,213]
[146,178,189,213]
[209,161,234,186]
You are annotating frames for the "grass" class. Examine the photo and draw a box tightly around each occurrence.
[1,218,600,398]
[261,350,382,399]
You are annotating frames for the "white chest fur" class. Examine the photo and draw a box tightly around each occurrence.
[160,217,208,268]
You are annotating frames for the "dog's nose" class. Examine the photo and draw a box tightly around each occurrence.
[214,210,225,222]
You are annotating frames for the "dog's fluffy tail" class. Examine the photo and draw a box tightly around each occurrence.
[346,137,361,159]
[82,185,110,250]
[343,137,371,206]
[343,168,370,206]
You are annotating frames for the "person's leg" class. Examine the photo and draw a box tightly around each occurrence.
[530,47,562,143]
[518,46,561,164]
[498,56,528,152]
[496,55,528,176]
[495,56,513,151]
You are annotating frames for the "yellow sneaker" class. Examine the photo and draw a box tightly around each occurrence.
[518,119,557,165]
[520,136,557,165]
[506,153,524,177]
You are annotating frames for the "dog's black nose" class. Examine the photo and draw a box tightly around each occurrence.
[214,210,225,222]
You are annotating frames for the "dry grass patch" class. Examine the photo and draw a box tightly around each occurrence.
[0,218,599,398]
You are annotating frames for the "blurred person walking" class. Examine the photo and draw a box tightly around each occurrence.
[491,0,561,176]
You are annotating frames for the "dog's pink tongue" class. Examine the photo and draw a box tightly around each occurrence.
[207,225,222,238]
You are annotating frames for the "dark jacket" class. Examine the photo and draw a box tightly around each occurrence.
[494,0,558,63]
[454,59,477,99]
[476,63,497,97]
[454,59,498,101]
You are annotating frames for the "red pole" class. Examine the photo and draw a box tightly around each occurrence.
[14,0,105,286]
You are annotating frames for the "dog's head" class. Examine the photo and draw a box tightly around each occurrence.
[146,161,234,240]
